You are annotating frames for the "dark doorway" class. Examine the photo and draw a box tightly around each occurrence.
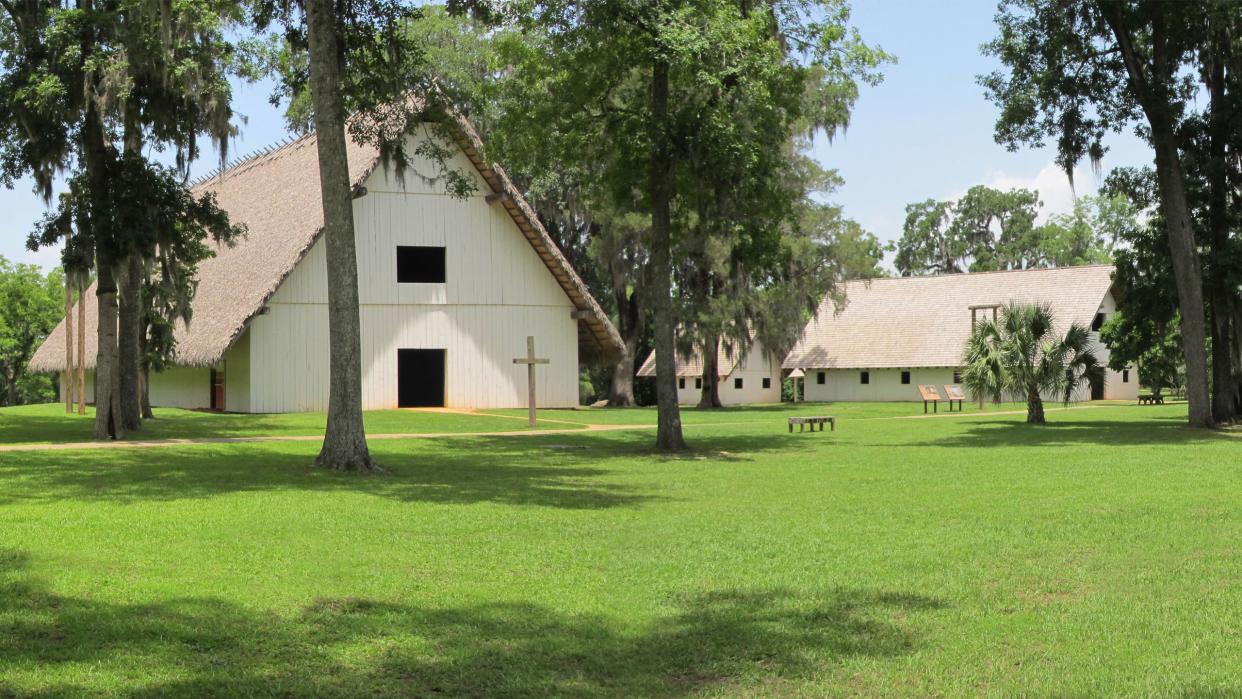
[210,368,225,411]
[398,349,446,407]
[1090,374,1105,401]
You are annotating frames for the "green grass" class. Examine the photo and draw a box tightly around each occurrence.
[1,402,1240,696]
[0,403,580,445]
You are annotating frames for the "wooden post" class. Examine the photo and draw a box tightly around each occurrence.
[512,336,549,427]
[77,276,86,414]
[65,276,74,412]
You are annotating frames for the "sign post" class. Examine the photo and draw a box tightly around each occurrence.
[513,336,550,427]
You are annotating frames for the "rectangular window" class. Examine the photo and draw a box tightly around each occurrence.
[734,378,743,389]
[695,377,702,389]
[1066,369,1074,383]
[762,377,771,389]
[396,246,446,283]
[1123,369,1130,383]
[901,371,911,385]
[1092,313,1106,331]
[817,371,826,385]
[953,371,962,384]
[860,371,870,385]
[678,377,685,389]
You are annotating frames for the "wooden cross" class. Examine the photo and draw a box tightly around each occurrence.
[512,336,549,427]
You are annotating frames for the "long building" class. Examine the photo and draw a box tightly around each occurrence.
[782,265,1139,402]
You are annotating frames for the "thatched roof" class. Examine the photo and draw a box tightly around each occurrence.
[782,264,1117,370]
[29,112,623,373]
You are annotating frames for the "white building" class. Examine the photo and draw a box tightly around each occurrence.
[783,265,1139,403]
[636,337,784,406]
[30,116,622,412]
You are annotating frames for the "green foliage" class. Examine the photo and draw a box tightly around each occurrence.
[894,185,1121,276]
[0,258,64,406]
[1099,311,1182,399]
[962,302,1104,424]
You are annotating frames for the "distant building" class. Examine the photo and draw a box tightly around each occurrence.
[783,265,1138,402]
[636,336,784,406]
[29,113,622,412]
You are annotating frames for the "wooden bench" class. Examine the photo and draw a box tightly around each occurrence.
[1138,394,1165,405]
[789,416,835,433]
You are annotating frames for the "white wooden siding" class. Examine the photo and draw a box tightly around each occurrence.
[242,129,578,412]
[673,344,784,406]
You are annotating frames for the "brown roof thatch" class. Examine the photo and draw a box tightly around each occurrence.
[782,264,1117,370]
[29,112,623,373]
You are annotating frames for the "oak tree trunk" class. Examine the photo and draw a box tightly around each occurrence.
[607,271,641,407]
[141,364,154,419]
[1104,12,1214,428]
[93,257,124,440]
[118,253,143,431]
[306,0,375,471]
[649,58,685,451]
[698,336,722,408]
[1205,48,1238,423]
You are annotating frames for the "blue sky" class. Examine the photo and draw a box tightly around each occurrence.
[0,0,1155,271]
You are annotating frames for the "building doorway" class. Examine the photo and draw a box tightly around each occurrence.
[209,368,225,411]
[1090,374,1105,401]
[398,349,446,407]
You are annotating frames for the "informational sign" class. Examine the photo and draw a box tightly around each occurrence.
[917,384,942,402]
[944,385,966,401]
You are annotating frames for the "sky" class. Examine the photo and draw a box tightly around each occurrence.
[0,0,1157,272]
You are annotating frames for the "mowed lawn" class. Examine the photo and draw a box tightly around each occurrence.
[0,403,581,446]
[1,402,1241,696]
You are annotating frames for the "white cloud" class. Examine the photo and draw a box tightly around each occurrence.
[976,161,1103,223]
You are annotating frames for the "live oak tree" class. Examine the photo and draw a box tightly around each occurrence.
[981,0,1218,427]
[0,257,64,405]
[1,0,242,438]
[480,0,885,448]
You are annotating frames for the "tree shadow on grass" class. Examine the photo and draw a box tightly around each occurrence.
[0,548,943,697]
[907,415,1237,449]
[0,431,801,509]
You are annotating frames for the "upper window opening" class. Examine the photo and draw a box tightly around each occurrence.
[397,246,446,283]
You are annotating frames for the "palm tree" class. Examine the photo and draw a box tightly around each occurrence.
[962,303,1105,425]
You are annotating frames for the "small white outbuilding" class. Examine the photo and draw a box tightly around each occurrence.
[29,114,622,412]
[636,337,785,406]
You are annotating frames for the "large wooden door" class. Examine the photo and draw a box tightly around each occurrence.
[398,349,445,407]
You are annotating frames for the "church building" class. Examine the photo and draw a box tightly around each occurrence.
[29,114,622,412]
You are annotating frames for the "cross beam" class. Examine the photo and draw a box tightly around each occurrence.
[512,336,550,427]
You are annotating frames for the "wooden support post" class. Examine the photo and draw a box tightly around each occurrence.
[77,279,85,415]
[65,276,74,412]
[512,336,549,428]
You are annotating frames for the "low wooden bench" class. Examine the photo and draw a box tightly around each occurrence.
[789,416,835,433]
[1138,394,1165,405]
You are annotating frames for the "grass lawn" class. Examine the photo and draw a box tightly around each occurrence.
[0,403,580,446]
[1,401,1240,696]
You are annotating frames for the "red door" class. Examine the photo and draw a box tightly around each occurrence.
[210,369,225,411]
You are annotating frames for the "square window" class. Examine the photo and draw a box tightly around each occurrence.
[695,377,702,389]
[734,378,743,390]
[953,371,962,384]
[678,377,685,389]
[860,371,870,385]
[817,371,825,385]
[901,371,911,385]
[1123,369,1130,383]
[397,246,446,283]
[762,377,771,389]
